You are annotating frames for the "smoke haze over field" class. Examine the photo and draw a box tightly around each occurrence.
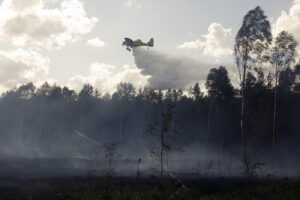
[132,48,213,90]
[0,0,299,183]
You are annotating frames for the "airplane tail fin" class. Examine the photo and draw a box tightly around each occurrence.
[148,38,154,47]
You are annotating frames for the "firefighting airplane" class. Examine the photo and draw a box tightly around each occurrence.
[122,38,154,51]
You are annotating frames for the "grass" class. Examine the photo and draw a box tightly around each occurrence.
[200,181,300,200]
[0,177,299,200]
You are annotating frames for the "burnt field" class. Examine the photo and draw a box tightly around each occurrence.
[0,176,299,200]
[0,0,299,199]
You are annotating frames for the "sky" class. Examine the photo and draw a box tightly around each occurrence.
[0,0,298,93]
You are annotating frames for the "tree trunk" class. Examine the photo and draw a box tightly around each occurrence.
[241,62,248,172]
[139,103,145,143]
[272,64,278,169]
[206,99,213,147]
[119,116,123,143]
[160,129,164,183]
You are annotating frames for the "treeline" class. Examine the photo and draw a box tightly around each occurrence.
[0,63,299,159]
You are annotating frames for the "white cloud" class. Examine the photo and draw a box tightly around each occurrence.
[178,23,233,58]
[86,38,105,47]
[125,0,141,9]
[0,49,49,92]
[0,0,98,50]
[178,39,202,49]
[273,0,300,45]
[68,63,149,93]
[10,0,43,11]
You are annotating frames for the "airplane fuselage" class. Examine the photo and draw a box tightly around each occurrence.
[122,38,154,51]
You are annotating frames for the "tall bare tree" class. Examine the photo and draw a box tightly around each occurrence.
[268,31,298,166]
[149,103,176,183]
[234,6,272,173]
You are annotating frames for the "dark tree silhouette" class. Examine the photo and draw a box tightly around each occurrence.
[0,68,298,176]
[206,66,234,100]
[234,6,272,174]
[205,67,234,153]
[268,31,298,166]
[148,103,176,183]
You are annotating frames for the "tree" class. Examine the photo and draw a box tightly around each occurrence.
[62,87,77,102]
[190,82,202,101]
[188,83,203,145]
[116,82,136,101]
[36,82,52,98]
[79,84,94,101]
[16,83,36,99]
[234,6,272,173]
[206,66,234,100]
[102,142,120,191]
[103,143,119,177]
[148,103,176,184]
[279,67,297,93]
[268,31,297,166]
[294,64,300,94]
[205,66,234,152]
[114,82,136,143]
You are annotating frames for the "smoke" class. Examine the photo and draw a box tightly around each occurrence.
[74,130,101,146]
[132,48,213,90]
